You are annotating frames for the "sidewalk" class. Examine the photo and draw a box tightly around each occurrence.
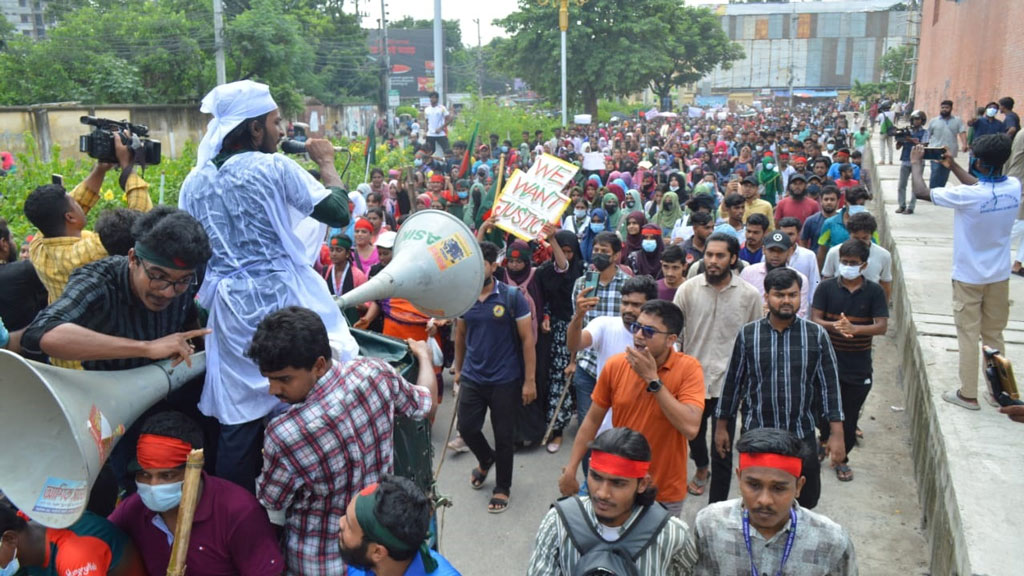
[867,135,1024,574]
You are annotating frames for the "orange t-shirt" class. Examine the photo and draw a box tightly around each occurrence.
[383,298,442,374]
[592,351,705,502]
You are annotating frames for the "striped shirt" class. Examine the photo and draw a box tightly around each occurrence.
[680,499,858,575]
[527,497,690,576]
[571,267,629,377]
[716,316,844,439]
[21,256,198,371]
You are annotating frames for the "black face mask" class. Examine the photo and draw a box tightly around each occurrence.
[592,253,612,271]
[806,184,821,196]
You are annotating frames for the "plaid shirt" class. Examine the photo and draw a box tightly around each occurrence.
[258,358,432,576]
[716,316,844,439]
[571,267,629,377]
[527,497,690,576]
[680,499,857,575]
[20,255,198,371]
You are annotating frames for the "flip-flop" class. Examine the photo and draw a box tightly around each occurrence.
[687,474,708,496]
[488,492,510,514]
[470,464,492,490]
[546,437,563,454]
[835,464,854,482]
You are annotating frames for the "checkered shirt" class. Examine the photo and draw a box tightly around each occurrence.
[571,267,629,377]
[257,357,432,576]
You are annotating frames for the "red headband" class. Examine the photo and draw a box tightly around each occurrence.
[354,218,374,232]
[590,450,650,479]
[430,174,445,183]
[137,434,192,470]
[738,452,802,478]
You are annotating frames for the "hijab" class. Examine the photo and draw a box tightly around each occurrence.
[580,208,608,264]
[620,210,647,263]
[602,192,623,232]
[630,223,664,277]
[653,191,684,232]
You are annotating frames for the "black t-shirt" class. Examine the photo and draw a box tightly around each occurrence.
[811,277,888,382]
[0,260,47,331]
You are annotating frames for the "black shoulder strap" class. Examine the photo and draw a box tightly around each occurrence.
[616,503,671,561]
[554,496,602,554]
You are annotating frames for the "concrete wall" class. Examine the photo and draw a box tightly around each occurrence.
[915,0,1024,121]
[0,102,378,160]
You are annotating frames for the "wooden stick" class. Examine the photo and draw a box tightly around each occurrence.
[166,449,204,576]
[542,382,573,446]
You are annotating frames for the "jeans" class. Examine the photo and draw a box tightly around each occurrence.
[897,164,915,210]
[457,378,521,493]
[930,160,951,188]
[216,419,266,494]
[573,368,598,425]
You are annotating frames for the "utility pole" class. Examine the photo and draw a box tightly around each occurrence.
[381,0,393,134]
[213,0,226,85]
[473,18,483,99]
[433,0,444,104]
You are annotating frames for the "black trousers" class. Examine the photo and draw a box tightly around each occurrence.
[820,382,873,462]
[707,411,738,504]
[457,378,521,494]
[711,424,823,509]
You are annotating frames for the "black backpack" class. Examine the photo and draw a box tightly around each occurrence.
[554,496,670,576]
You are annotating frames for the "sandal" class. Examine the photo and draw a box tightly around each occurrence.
[546,436,563,454]
[470,463,493,490]
[687,472,708,496]
[835,464,854,482]
[817,442,828,462]
[488,490,510,514]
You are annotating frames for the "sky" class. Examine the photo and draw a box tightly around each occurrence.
[360,0,523,46]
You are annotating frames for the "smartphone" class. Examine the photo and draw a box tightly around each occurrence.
[51,174,64,186]
[583,270,599,293]
[984,347,1024,407]
[922,147,945,161]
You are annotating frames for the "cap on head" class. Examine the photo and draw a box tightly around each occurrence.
[375,230,397,249]
[764,230,792,250]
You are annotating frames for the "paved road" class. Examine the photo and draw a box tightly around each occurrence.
[425,322,929,575]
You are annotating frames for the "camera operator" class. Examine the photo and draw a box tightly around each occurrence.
[22,130,153,356]
[895,111,929,215]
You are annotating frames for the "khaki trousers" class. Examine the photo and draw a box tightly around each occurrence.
[952,279,1010,398]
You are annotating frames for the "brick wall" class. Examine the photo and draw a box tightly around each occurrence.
[915,0,1024,121]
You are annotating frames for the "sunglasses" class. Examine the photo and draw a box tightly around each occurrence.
[629,322,674,339]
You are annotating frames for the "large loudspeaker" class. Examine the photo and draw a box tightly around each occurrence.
[0,350,205,528]
[337,209,485,319]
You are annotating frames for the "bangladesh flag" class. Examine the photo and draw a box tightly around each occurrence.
[457,122,479,179]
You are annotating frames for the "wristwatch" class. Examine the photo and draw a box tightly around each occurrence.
[647,379,663,393]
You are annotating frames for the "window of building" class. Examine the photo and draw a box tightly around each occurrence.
[20,14,28,22]
[18,0,27,7]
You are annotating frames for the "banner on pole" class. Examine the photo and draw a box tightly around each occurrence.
[492,154,578,241]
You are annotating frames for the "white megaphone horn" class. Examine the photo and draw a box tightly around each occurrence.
[0,350,206,528]
[336,209,485,319]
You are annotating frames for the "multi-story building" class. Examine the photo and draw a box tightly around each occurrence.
[2,0,53,40]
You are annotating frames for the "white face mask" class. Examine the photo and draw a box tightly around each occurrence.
[838,264,862,280]
[136,480,184,512]
[0,548,18,576]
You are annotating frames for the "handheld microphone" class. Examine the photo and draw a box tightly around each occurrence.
[279,138,345,155]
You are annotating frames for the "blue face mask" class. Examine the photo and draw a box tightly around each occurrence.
[847,205,867,215]
[574,208,587,218]
[0,549,18,576]
[986,107,998,118]
[765,163,774,171]
[137,480,184,512]
[501,146,509,153]
[641,239,657,253]
[827,143,835,151]
[590,222,606,233]
[414,158,423,167]
[457,191,468,199]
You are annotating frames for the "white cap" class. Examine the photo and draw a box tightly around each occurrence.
[375,230,397,249]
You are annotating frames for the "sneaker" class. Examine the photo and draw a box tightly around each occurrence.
[447,435,470,453]
[906,208,914,214]
[942,390,981,411]
[895,206,906,214]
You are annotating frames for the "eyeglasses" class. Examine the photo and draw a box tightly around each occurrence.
[629,322,675,339]
[138,259,196,293]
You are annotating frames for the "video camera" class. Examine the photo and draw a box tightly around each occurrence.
[79,116,161,166]
[892,127,912,141]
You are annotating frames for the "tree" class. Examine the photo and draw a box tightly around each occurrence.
[879,44,912,100]
[646,6,743,109]
[497,0,691,119]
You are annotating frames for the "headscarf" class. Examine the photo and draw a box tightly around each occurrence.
[504,240,544,321]
[620,189,644,233]
[587,174,603,189]
[630,224,664,277]
[416,193,432,209]
[196,80,278,167]
[601,192,623,232]
[620,210,647,263]
[619,171,633,190]
[652,191,683,233]
[606,183,625,204]
[580,208,608,264]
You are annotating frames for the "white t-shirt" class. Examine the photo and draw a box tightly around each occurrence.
[584,316,634,435]
[822,242,894,284]
[424,105,448,137]
[932,178,1021,284]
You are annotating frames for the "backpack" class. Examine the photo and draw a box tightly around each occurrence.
[554,497,670,576]
[879,114,895,137]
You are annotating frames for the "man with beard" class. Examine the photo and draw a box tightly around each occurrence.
[454,241,536,514]
[773,173,819,226]
[800,186,840,250]
[673,233,761,501]
[715,268,845,509]
[680,428,857,574]
[740,231,811,318]
[559,300,704,517]
[927,100,967,189]
[531,428,690,575]
[179,80,359,492]
[340,476,460,575]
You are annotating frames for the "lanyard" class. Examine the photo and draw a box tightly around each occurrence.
[742,507,798,576]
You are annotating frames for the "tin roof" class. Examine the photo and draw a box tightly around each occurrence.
[716,0,905,16]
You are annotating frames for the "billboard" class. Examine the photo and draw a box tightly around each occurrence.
[367,29,436,99]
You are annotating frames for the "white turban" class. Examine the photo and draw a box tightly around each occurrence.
[195,80,278,168]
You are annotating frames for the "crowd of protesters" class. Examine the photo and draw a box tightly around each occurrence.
[1,80,1022,576]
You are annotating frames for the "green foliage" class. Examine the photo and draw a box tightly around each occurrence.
[447,97,559,143]
[395,105,418,117]
[596,100,638,124]
[646,6,744,102]
[878,45,912,101]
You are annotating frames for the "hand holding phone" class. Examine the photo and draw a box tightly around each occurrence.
[921,147,946,161]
